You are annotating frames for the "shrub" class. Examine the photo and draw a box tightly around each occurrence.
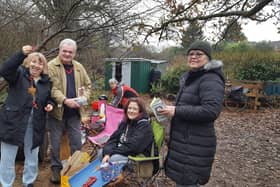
[222,42,254,53]
[160,65,187,93]
[150,82,165,97]
[152,46,280,95]
[214,51,280,81]
[236,62,279,81]
[233,52,280,81]
[151,55,188,94]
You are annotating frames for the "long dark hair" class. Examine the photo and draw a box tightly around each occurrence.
[123,97,147,121]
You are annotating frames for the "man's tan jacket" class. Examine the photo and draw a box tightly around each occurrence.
[48,57,92,120]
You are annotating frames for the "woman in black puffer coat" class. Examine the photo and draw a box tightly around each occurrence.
[159,41,225,187]
[0,46,54,187]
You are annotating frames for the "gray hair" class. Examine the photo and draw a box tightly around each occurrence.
[109,78,118,84]
[59,38,77,51]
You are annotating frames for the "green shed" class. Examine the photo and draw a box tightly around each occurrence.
[104,58,168,93]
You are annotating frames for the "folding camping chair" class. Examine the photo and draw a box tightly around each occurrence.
[87,104,124,158]
[127,119,165,183]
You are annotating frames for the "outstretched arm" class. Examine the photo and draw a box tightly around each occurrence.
[0,45,33,84]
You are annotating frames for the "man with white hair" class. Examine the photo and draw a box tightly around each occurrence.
[48,38,91,184]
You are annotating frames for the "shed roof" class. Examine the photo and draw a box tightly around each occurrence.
[104,58,167,64]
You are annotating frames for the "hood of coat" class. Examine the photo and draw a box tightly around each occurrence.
[203,60,223,71]
[183,60,225,86]
[195,60,224,79]
[204,60,225,82]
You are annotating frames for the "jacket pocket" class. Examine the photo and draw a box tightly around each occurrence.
[4,105,21,121]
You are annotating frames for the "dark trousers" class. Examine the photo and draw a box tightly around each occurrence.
[48,115,82,169]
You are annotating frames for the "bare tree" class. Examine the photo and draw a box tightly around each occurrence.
[32,0,147,54]
[0,0,279,55]
[0,0,150,56]
[0,0,44,60]
[134,0,280,42]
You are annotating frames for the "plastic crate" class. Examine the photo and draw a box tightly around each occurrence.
[69,159,106,187]
[264,82,280,96]
[69,159,125,187]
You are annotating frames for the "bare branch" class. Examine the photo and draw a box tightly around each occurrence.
[139,0,276,41]
[0,1,38,30]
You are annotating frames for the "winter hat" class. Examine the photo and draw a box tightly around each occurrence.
[187,40,212,60]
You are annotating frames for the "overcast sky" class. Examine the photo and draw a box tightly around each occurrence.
[136,1,279,51]
[242,20,280,42]
[147,21,280,51]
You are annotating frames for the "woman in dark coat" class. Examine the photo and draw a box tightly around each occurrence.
[0,46,54,187]
[100,97,154,164]
[159,41,225,187]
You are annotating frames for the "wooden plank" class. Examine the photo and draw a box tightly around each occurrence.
[227,80,264,110]
[60,131,71,160]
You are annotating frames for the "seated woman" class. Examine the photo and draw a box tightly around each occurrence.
[99,97,154,164]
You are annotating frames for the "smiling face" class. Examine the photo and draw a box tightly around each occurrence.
[58,44,76,64]
[127,101,140,120]
[187,50,209,70]
[29,56,45,78]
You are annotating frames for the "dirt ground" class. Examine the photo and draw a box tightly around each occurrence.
[13,107,280,187]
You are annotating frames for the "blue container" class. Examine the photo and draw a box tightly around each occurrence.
[100,162,125,182]
[111,162,124,179]
[69,159,106,187]
[100,162,113,182]
[264,82,280,96]
[69,159,125,187]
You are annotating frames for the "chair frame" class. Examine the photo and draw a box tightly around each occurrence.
[127,118,165,186]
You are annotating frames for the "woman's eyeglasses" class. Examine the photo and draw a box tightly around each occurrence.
[187,52,205,58]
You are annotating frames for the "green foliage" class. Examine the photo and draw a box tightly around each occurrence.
[254,41,275,51]
[150,82,165,97]
[223,20,247,42]
[151,61,187,96]
[181,21,204,49]
[215,50,280,81]
[222,42,254,52]
[92,76,105,90]
[159,46,185,61]
[234,53,280,81]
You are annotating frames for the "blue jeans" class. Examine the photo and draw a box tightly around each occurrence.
[48,115,82,169]
[97,149,128,164]
[0,117,39,187]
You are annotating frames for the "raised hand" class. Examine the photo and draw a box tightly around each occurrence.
[22,45,33,55]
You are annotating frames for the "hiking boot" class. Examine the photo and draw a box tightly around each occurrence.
[50,167,61,184]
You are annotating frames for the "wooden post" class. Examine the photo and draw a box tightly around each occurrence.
[231,80,264,111]
[60,130,71,160]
